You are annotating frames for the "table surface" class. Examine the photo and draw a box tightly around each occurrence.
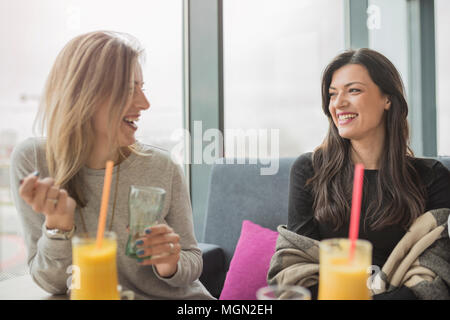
[0,274,68,300]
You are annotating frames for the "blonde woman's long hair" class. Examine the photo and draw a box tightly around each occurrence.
[35,31,145,207]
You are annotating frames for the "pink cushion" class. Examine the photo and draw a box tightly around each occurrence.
[219,220,278,300]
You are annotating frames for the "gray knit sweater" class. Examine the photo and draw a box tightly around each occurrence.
[9,137,214,300]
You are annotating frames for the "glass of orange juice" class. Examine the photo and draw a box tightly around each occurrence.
[70,232,133,300]
[318,238,372,300]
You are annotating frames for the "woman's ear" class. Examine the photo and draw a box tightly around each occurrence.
[384,97,391,110]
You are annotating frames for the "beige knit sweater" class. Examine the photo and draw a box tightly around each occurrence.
[9,137,214,300]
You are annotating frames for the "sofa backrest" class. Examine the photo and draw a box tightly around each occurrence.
[437,156,450,170]
[203,156,450,269]
[203,158,296,267]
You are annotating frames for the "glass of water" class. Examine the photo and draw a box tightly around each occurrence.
[125,185,166,259]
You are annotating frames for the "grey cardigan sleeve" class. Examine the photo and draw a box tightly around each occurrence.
[152,162,203,287]
[9,138,72,295]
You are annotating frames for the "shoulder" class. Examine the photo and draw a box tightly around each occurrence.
[291,152,314,174]
[133,142,182,174]
[410,157,450,187]
[10,137,45,166]
[10,137,47,178]
[11,137,45,158]
[411,157,450,210]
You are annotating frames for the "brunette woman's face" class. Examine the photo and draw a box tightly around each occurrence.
[93,64,150,147]
[328,64,391,141]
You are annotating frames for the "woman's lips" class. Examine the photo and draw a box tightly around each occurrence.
[123,118,138,130]
[337,113,358,126]
[338,117,357,125]
[123,115,140,131]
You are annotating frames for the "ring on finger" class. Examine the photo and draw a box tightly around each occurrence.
[47,198,58,206]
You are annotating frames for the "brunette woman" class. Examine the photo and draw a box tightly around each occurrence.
[288,48,450,299]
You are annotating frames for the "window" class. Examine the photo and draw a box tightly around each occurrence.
[367,0,409,94]
[223,0,345,158]
[435,0,450,156]
[0,0,182,278]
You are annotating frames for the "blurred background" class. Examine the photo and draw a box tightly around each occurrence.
[0,0,448,280]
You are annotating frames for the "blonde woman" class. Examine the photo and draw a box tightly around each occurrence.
[10,31,214,300]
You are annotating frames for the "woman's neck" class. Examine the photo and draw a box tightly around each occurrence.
[350,134,385,170]
[85,145,130,169]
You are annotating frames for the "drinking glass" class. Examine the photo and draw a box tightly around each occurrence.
[257,285,311,300]
[318,238,372,300]
[125,185,166,259]
[70,231,134,300]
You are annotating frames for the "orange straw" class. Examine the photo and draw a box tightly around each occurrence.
[96,160,114,249]
[349,163,365,261]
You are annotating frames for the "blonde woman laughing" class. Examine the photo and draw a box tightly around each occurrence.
[10,31,214,300]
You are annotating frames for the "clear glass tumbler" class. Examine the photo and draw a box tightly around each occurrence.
[318,238,372,300]
[71,231,120,300]
[257,285,311,300]
[125,185,166,259]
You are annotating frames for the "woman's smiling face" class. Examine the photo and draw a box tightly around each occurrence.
[92,63,150,148]
[328,64,391,142]
[118,64,150,147]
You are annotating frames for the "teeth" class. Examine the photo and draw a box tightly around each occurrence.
[338,114,357,120]
[123,117,139,129]
[124,117,139,123]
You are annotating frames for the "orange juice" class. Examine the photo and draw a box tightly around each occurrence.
[318,238,372,300]
[70,232,119,300]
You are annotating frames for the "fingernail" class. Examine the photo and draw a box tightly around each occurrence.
[137,250,145,256]
[145,228,152,235]
[32,171,40,177]
[135,240,144,246]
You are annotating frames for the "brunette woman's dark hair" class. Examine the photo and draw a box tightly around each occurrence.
[308,48,426,231]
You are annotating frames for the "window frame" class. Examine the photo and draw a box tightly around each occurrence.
[184,0,439,240]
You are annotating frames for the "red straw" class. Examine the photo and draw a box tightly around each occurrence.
[349,163,365,261]
[96,160,114,249]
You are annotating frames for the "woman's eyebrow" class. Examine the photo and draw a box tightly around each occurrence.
[329,81,367,90]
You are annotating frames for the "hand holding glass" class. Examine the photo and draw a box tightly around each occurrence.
[126,185,166,259]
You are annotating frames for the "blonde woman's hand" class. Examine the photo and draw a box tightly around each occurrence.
[19,171,76,231]
[134,224,181,278]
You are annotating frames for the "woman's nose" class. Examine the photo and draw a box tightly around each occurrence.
[140,99,150,110]
[332,92,347,108]
[135,92,150,110]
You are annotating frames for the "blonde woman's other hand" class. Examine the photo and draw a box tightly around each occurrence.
[19,171,76,231]
[134,224,181,278]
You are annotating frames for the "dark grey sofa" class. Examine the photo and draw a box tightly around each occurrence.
[199,156,450,298]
